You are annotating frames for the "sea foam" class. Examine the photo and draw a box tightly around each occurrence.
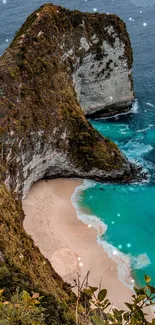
[71,179,151,291]
[146,102,155,108]
[71,180,107,234]
[131,99,139,113]
[132,254,151,270]
[136,125,153,133]
[100,99,139,120]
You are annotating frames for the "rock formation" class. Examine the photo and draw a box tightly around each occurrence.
[72,19,134,118]
[0,3,135,199]
[0,4,135,323]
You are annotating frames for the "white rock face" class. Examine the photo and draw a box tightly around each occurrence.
[79,37,90,51]
[59,12,134,117]
[3,128,130,200]
[20,147,129,200]
[71,30,134,116]
[21,149,72,199]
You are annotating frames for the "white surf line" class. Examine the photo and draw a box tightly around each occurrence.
[71,180,134,291]
[97,99,139,121]
[146,102,155,108]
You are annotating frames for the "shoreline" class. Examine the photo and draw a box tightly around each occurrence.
[23,178,133,310]
[71,180,135,291]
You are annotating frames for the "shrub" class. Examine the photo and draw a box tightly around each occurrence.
[0,289,45,325]
[74,272,155,325]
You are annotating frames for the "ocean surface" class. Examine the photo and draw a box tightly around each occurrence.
[1,0,155,288]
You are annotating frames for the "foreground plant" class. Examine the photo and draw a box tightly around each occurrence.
[0,289,45,325]
[1,274,155,325]
[74,273,155,325]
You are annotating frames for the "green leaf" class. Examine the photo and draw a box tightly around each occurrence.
[22,290,31,302]
[102,299,111,310]
[89,286,98,293]
[107,313,114,322]
[137,294,147,302]
[123,312,130,321]
[134,287,146,296]
[134,286,140,294]
[103,298,109,304]
[113,308,123,321]
[144,275,151,283]
[102,302,111,310]
[125,302,133,311]
[83,289,93,296]
[133,309,145,320]
[98,289,107,302]
[152,318,155,325]
[148,285,155,294]
[91,315,105,325]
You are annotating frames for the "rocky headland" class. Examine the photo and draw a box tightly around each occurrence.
[0,3,138,323]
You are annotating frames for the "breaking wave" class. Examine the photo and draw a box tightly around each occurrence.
[71,180,151,291]
[146,102,155,108]
[102,99,139,120]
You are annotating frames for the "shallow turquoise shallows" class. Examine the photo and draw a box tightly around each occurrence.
[0,0,155,291]
[76,107,155,288]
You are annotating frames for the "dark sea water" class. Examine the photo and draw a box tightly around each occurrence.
[1,0,155,288]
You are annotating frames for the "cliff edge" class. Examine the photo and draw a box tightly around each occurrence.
[0,3,134,199]
[0,4,135,323]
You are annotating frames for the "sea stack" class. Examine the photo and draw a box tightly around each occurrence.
[0,3,134,320]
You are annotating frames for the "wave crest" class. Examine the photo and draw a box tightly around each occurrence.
[71,180,151,291]
[132,254,151,270]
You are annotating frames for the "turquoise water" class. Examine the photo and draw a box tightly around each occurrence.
[1,0,155,290]
[77,107,155,288]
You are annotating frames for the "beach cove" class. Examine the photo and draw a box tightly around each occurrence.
[23,178,133,310]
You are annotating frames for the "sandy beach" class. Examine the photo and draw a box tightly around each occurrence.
[22,178,135,310]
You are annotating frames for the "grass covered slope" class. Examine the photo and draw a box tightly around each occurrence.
[0,3,135,324]
[0,183,77,324]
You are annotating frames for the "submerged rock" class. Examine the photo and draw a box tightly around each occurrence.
[0,3,135,319]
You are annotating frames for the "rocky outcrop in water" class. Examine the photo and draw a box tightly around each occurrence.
[0,4,135,322]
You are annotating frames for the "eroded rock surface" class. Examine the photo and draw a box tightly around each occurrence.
[72,27,134,117]
[0,3,134,199]
[0,4,135,320]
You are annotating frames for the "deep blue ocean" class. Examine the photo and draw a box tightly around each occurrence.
[1,0,155,289]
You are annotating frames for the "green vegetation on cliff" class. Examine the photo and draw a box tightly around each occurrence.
[1,273,155,324]
[0,184,76,324]
[0,3,137,325]
[0,3,134,193]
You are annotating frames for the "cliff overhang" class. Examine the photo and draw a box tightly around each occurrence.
[0,3,138,322]
[0,3,137,199]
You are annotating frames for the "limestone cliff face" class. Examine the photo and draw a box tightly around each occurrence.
[72,22,134,117]
[0,4,135,320]
[0,3,134,200]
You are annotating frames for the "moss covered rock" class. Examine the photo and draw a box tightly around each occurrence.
[0,3,135,324]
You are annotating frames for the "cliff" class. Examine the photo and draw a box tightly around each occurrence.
[0,3,135,199]
[0,3,135,324]
[10,3,134,119]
